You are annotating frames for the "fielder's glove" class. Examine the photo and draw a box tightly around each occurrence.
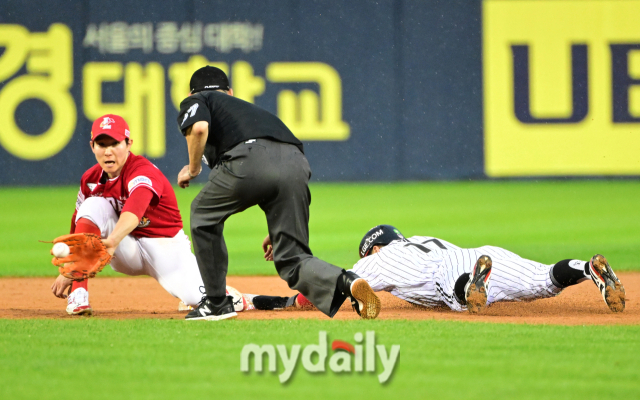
[50,233,112,280]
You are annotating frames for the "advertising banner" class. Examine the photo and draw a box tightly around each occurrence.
[484,0,640,177]
[1,0,483,184]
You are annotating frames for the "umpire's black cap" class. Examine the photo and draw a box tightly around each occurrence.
[190,66,230,94]
[359,225,406,258]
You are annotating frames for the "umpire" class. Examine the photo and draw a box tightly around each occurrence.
[176,66,380,321]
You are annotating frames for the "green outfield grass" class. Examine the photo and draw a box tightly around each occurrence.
[1,319,638,400]
[1,180,639,277]
[2,181,640,399]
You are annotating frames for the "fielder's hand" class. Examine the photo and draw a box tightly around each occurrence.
[262,235,274,261]
[101,237,117,256]
[51,274,73,298]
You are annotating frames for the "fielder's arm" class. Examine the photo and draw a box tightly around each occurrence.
[100,211,139,255]
[101,188,154,254]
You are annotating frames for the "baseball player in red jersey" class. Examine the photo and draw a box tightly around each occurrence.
[50,114,208,315]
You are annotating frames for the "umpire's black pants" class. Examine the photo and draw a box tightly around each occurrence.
[190,139,346,317]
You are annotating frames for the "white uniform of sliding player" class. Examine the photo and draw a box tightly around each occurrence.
[350,236,563,311]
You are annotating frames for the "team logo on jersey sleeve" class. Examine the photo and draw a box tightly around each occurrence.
[87,183,97,191]
[128,176,153,192]
[137,216,151,228]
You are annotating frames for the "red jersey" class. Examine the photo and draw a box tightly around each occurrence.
[73,153,183,238]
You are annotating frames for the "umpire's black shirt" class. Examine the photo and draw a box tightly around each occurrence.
[177,91,304,168]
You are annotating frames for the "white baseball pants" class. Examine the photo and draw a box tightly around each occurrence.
[76,197,205,306]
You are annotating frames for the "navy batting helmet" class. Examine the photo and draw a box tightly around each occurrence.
[358,225,406,258]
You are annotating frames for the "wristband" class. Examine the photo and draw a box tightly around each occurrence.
[188,169,201,178]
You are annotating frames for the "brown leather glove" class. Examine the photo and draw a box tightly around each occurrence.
[51,233,112,280]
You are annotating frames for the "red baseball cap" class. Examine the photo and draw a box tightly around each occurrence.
[91,114,131,141]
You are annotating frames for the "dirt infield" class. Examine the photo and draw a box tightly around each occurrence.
[1,273,638,325]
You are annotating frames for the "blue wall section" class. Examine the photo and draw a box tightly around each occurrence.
[0,0,484,185]
[400,0,484,180]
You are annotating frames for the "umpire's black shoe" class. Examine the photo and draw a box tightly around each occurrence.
[185,296,238,321]
[338,271,381,320]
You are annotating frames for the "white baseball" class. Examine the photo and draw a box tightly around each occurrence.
[52,242,70,258]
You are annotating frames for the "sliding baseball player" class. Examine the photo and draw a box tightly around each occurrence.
[291,225,626,314]
[348,225,626,314]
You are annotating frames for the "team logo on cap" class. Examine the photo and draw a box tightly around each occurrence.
[361,229,384,256]
[100,117,115,129]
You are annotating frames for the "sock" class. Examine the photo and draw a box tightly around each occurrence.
[454,273,471,305]
[75,218,101,236]
[71,280,88,293]
[207,295,228,304]
[583,262,591,277]
[70,218,101,294]
[549,259,589,288]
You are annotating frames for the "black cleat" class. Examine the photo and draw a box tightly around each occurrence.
[464,255,493,314]
[588,254,625,313]
[185,296,238,321]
